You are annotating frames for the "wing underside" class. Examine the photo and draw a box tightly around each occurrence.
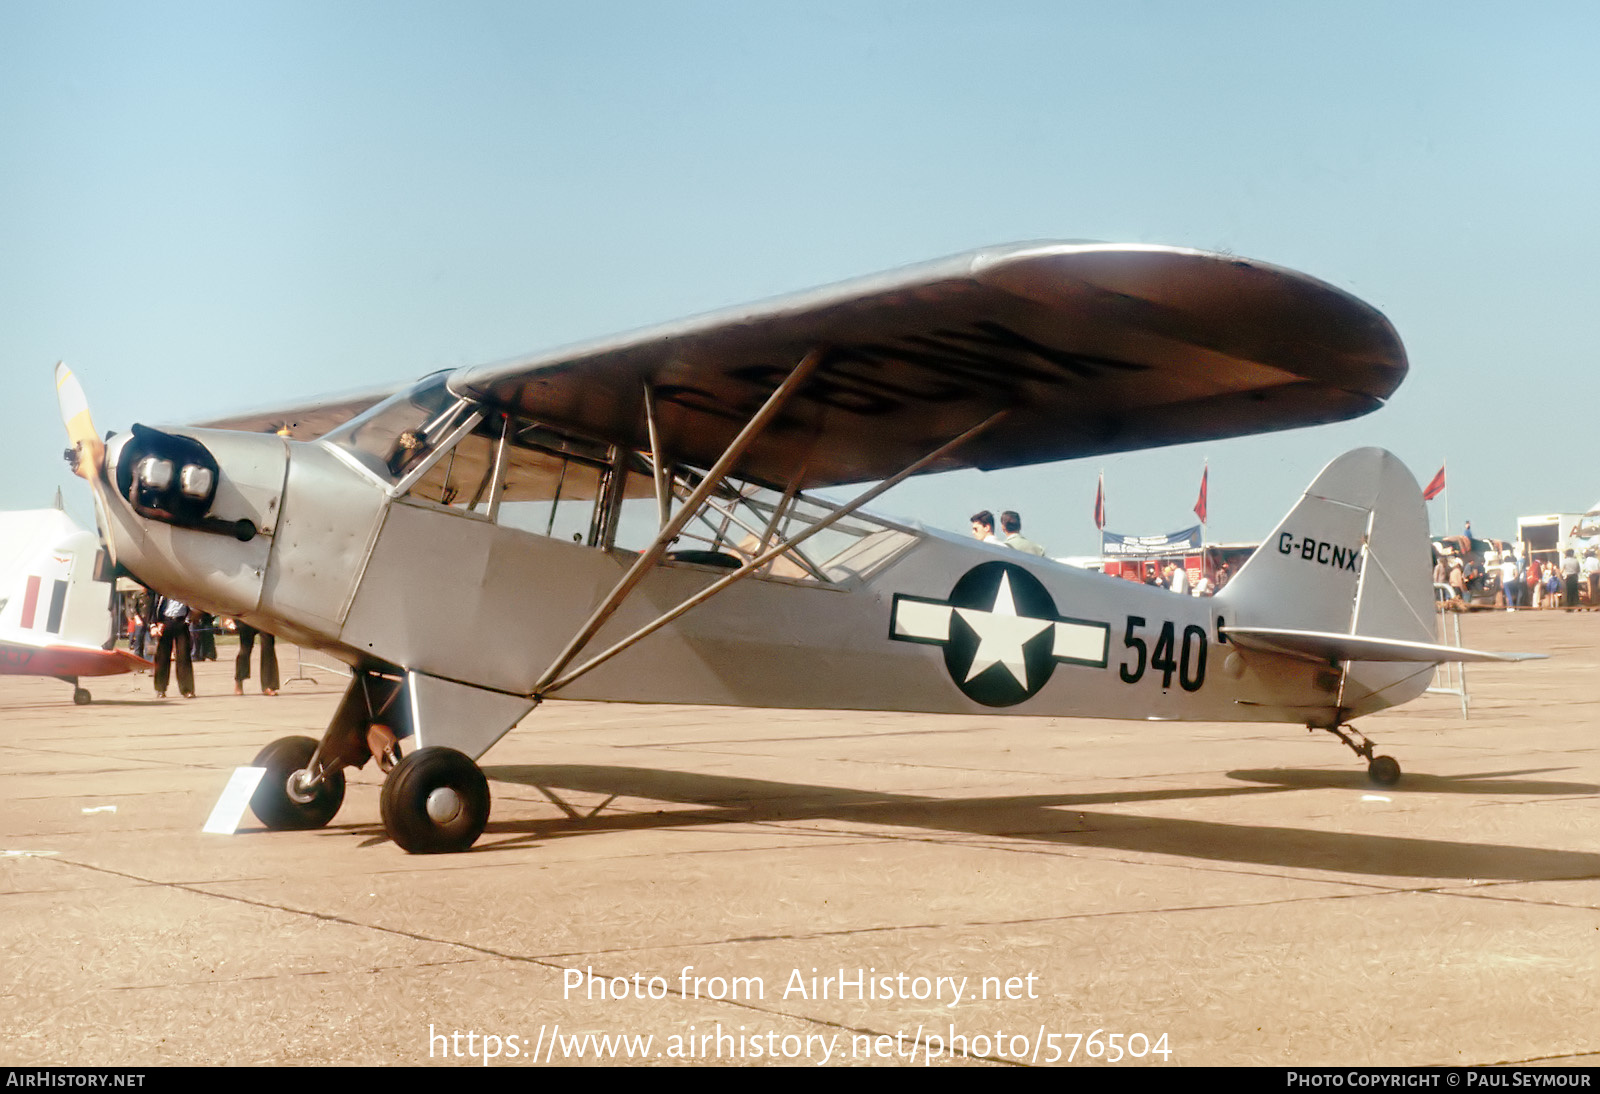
[192,242,1406,492]
[449,243,1406,490]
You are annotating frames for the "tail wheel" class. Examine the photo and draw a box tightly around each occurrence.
[1368,755,1402,787]
[250,735,346,830]
[380,747,490,854]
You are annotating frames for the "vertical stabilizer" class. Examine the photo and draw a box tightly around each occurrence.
[0,510,117,650]
[1216,448,1435,717]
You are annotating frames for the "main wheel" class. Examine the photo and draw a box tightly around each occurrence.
[249,735,346,830]
[380,747,490,854]
[73,687,91,705]
[1368,754,1402,787]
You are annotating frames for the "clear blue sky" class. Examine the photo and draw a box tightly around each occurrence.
[4,1,1596,555]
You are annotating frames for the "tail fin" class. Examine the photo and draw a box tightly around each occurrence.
[1215,448,1439,718]
[0,509,119,650]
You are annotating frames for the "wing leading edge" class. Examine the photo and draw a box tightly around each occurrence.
[448,242,1407,490]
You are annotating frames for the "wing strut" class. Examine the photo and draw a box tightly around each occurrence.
[643,382,672,531]
[529,349,828,694]
[533,407,1006,698]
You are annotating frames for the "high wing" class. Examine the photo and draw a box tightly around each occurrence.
[446,242,1406,491]
[193,242,1405,493]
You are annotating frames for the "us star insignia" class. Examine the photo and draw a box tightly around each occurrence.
[889,561,1109,707]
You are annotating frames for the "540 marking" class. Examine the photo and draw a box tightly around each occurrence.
[1117,616,1207,692]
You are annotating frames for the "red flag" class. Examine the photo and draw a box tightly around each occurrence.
[1094,474,1105,531]
[1422,465,1446,501]
[1193,466,1208,524]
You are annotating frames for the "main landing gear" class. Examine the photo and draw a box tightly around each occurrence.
[379,747,491,854]
[246,672,493,853]
[1315,722,1402,787]
[250,735,346,829]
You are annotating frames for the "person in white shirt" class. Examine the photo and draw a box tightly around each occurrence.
[969,510,1003,545]
[1500,555,1519,612]
[1169,564,1189,595]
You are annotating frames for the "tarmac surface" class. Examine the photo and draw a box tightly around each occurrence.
[1,610,1596,1068]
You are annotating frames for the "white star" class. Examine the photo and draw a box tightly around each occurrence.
[954,572,1053,688]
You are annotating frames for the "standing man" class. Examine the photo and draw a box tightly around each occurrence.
[128,589,152,660]
[151,595,195,699]
[1169,562,1190,595]
[1562,548,1581,608]
[1500,553,1520,612]
[234,622,280,696]
[999,511,1046,556]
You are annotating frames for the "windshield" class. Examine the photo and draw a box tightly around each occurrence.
[323,373,468,484]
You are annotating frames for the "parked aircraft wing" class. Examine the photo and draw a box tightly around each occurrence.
[0,642,151,678]
[195,383,406,441]
[443,242,1406,490]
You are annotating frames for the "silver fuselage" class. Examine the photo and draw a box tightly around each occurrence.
[96,421,1426,745]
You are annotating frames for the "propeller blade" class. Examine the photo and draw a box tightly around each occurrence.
[55,362,106,480]
[53,362,117,566]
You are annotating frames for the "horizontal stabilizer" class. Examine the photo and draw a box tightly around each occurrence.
[1222,626,1543,665]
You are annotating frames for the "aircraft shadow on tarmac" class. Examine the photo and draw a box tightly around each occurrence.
[1229,767,1599,795]
[432,763,1600,883]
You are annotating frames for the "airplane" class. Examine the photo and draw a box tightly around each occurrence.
[54,241,1536,853]
[0,507,151,703]
[1572,503,1600,541]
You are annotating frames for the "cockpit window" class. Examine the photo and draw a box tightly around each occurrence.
[324,373,469,484]
[329,386,917,585]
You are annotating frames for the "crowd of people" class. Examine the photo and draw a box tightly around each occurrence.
[1111,558,1232,596]
[1436,545,1600,611]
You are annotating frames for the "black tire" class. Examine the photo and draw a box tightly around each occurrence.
[250,735,345,830]
[1368,755,1402,787]
[380,747,490,854]
[73,688,91,706]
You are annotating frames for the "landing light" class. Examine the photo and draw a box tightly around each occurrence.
[136,457,173,490]
[180,465,214,499]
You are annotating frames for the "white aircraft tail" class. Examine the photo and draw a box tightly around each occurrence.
[0,509,116,651]
[1215,449,1529,721]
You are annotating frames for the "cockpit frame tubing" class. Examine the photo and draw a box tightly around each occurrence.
[529,347,827,694]
[753,455,811,561]
[536,407,1007,697]
[485,412,512,520]
[386,405,484,499]
[666,474,833,583]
